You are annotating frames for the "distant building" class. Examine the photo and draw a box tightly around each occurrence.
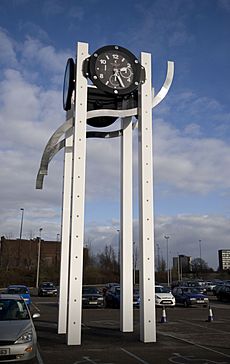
[218,249,230,271]
[0,236,61,270]
[173,255,192,273]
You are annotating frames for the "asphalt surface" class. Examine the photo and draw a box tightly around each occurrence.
[31,296,230,364]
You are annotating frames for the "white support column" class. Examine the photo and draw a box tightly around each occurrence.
[58,126,73,334]
[120,116,133,332]
[138,52,156,343]
[67,42,88,345]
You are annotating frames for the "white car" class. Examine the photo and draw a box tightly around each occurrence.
[155,285,175,307]
[0,294,40,361]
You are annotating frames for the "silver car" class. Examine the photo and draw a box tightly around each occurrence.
[0,294,40,362]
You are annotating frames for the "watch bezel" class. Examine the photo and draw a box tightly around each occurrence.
[88,45,143,96]
[63,58,75,111]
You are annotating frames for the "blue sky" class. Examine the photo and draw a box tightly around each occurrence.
[0,0,230,269]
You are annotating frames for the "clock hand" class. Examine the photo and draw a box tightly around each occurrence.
[113,68,125,87]
[117,73,125,87]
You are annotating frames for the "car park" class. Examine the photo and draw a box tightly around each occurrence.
[172,286,209,307]
[6,285,31,306]
[216,285,230,302]
[0,294,40,361]
[38,282,58,297]
[105,285,140,308]
[82,286,105,308]
[180,280,208,294]
[155,285,175,307]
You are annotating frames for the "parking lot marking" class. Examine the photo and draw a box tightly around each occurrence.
[158,331,230,359]
[120,348,150,364]
[169,352,228,364]
[73,357,113,364]
[178,319,230,335]
[31,302,41,312]
[37,346,44,364]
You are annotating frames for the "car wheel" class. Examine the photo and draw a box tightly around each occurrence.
[183,300,189,308]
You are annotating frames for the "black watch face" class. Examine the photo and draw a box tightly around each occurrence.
[89,45,143,95]
[63,58,75,111]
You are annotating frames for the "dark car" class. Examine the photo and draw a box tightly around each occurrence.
[38,282,58,297]
[105,285,140,308]
[172,286,209,307]
[6,285,31,306]
[82,286,104,308]
[213,282,225,296]
[216,285,230,302]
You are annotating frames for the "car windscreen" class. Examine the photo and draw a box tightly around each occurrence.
[184,288,200,294]
[0,299,30,321]
[41,283,55,288]
[82,287,100,295]
[7,287,29,294]
[155,286,170,293]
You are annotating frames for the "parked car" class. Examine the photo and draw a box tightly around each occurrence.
[82,286,105,308]
[204,281,216,292]
[6,285,31,306]
[0,294,40,361]
[133,288,141,308]
[38,282,58,297]
[101,282,120,296]
[213,282,225,296]
[105,285,120,308]
[216,285,230,302]
[172,286,209,307]
[181,280,207,294]
[155,285,175,307]
[105,285,140,308]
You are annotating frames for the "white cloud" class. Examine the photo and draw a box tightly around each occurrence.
[21,36,68,81]
[0,28,18,67]
[154,119,230,193]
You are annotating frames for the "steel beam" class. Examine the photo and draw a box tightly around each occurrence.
[58,126,73,334]
[138,52,156,343]
[120,115,133,332]
[67,42,88,345]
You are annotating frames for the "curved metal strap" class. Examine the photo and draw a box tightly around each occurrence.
[36,118,137,189]
[86,61,174,119]
[36,118,72,189]
[152,61,174,108]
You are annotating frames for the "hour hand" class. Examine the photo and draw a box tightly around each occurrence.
[117,73,125,88]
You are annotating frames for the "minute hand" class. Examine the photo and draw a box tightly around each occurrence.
[116,72,125,88]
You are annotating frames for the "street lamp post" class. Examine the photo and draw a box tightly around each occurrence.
[133,242,138,285]
[18,208,24,266]
[117,229,120,273]
[36,228,43,289]
[199,239,202,261]
[199,239,202,275]
[156,243,160,272]
[164,235,170,287]
[19,208,24,240]
[177,255,180,281]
